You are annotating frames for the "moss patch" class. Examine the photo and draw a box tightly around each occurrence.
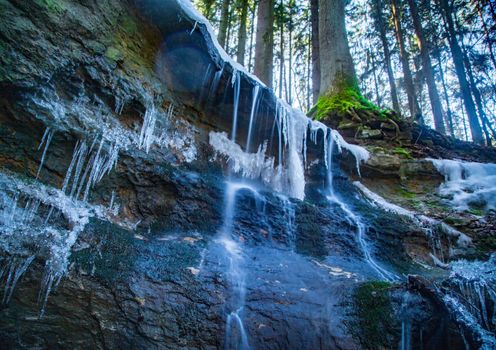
[36,0,65,13]
[393,147,413,159]
[313,83,388,121]
[349,281,398,348]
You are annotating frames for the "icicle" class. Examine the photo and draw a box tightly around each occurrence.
[36,128,54,179]
[1,256,35,304]
[245,85,260,152]
[231,71,241,142]
[139,105,158,153]
[189,20,198,35]
[428,158,496,212]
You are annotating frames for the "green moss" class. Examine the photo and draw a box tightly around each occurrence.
[397,188,416,199]
[393,147,413,159]
[474,235,496,257]
[467,208,484,216]
[120,16,139,35]
[36,0,64,12]
[350,281,397,348]
[313,82,388,121]
[105,46,124,62]
[444,216,465,226]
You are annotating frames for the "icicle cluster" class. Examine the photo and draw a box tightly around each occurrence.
[210,99,369,200]
[429,158,496,212]
[62,135,120,201]
[442,255,496,349]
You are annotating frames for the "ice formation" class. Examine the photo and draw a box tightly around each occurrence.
[443,254,496,349]
[210,100,369,200]
[36,127,55,179]
[354,182,472,262]
[428,158,496,212]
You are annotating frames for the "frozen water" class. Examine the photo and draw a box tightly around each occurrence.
[354,181,472,261]
[428,158,496,212]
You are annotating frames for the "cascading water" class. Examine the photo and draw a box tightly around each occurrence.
[218,181,261,350]
[323,131,397,282]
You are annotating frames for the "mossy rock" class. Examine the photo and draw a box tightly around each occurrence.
[312,82,390,121]
[349,281,398,348]
[393,147,413,159]
[36,0,65,13]
[105,46,124,62]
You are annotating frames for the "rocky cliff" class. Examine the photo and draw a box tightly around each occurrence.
[0,0,494,349]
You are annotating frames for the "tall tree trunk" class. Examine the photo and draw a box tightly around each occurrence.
[254,0,275,87]
[278,0,285,98]
[460,36,495,144]
[248,5,256,72]
[218,0,231,49]
[237,0,249,65]
[369,49,381,106]
[318,0,356,95]
[307,29,312,110]
[407,0,446,134]
[288,11,293,104]
[391,0,422,123]
[475,1,496,72]
[437,0,484,144]
[310,0,320,103]
[372,0,400,113]
[435,48,455,136]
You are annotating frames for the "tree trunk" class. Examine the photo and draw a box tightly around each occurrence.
[460,35,495,144]
[437,0,484,144]
[372,0,400,113]
[288,9,293,104]
[278,0,285,98]
[254,0,275,87]
[248,4,256,72]
[435,48,455,136]
[407,0,446,134]
[391,0,422,123]
[236,0,249,65]
[318,0,356,95]
[310,0,320,102]
[369,49,381,106]
[218,0,231,49]
[476,1,496,72]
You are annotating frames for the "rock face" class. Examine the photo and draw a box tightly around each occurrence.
[0,0,492,349]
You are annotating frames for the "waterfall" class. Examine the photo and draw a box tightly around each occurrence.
[218,181,262,350]
[353,181,472,263]
[324,132,398,282]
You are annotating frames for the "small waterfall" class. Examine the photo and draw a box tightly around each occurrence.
[353,181,472,264]
[219,181,261,350]
[324,132,397,281]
